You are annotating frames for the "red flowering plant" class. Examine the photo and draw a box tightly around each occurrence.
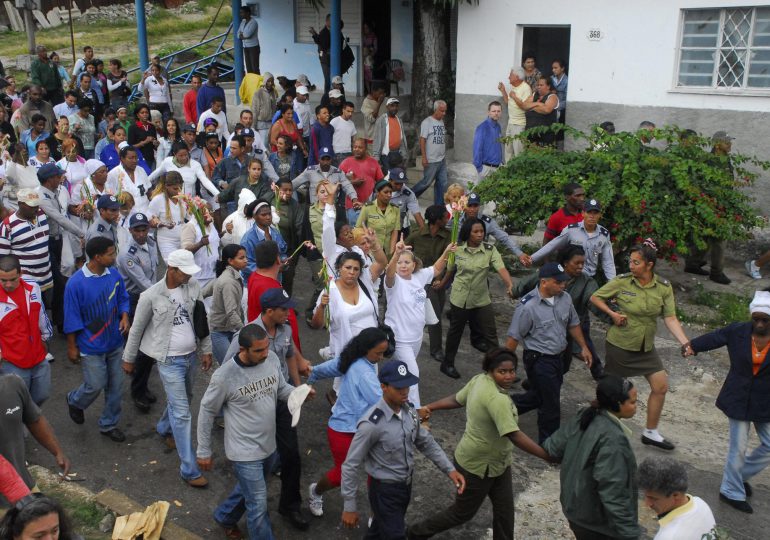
[475,125,770,264]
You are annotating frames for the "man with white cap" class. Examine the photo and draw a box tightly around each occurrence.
[323,88,344,119]
[321,75,346,111]
[372,96,408,171]
[293,85,312,154]
[251,72,276,143]
[684,290,770,514]
[123,248,213,488]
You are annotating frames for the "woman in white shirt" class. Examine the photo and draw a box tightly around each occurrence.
[220,188,256,246]
[27,140,55,169]
[106,144,152,213]
[156,118,181,164]
[148,142,219,199]
[140,64,173,123]
[56,138,88,198]
[384,236,454,407]
[3,144,43,210]
[148,171,187,262]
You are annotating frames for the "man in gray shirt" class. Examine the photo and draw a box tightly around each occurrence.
[412,100,448,206]
[506,262,592,443]
[340,360,465,538]
[197,324,312,539]
[86,195,120,248]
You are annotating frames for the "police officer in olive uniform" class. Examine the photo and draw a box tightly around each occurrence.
[85,194,120,248]
[340,360,465,538]
[506,262,593,443]
[529,198,616,280]
[388,167,424,237]
[356,179,401,258]
[115,212,158,413]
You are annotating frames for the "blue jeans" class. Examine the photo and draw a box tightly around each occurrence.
[210,331,235,365]
[156,352,202,481]
[214,459,275,539]
[412,160,448,206]
[346,207,361,226]
[67,347,124,431]
[721,418,770,500]
[1,358,51,406]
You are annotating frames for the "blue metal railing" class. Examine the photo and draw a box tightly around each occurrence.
[125,24,235,103]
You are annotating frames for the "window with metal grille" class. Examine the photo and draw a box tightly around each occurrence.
[294,1,361,46]
[677,7,770,90]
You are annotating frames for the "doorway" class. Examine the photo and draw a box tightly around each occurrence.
[362,1,391,86]
[521,26,571,77]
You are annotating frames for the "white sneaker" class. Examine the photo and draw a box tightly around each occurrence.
[746,260,762,280]
[308,483,324,517]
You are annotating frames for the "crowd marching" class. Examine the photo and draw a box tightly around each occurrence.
[0,37,767,540]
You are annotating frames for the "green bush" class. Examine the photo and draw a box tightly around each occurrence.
[473,125,770,261]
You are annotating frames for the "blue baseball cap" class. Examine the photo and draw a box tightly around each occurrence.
[129,212,150,228]
[378,360,419,388]
[389,167,407,184]
[97,194,120,210]
[241,127,256,138]
[319,146,334,159]
[260,288,297,310]
[539,262,569,281]
[584,199,602,212]
[36,163,64,182]
[467,193,481,206]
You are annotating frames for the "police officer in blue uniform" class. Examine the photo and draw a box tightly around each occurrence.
[116,212,158,413]
[86,194,120,248]
[388,167,424,237]
[340,360,465,538]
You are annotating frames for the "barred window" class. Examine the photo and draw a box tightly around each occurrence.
[677,7,770,90]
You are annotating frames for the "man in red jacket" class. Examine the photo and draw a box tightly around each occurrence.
[0,255,52,406]
[183,74,202,125]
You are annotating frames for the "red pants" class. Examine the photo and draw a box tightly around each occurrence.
[325,426,355,486]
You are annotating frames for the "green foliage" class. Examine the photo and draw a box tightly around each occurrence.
[677,285,751,327]
[473,125,770,261]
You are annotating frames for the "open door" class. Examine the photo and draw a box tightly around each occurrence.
[521,26,571,78]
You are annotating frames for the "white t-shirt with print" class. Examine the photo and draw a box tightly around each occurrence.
[166,288,197,356]
[384,267,434,343]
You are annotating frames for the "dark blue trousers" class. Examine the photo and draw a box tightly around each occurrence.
[366,478,412,539]
[512,351,563,444]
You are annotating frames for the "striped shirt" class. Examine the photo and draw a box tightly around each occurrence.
[0,210,53,290]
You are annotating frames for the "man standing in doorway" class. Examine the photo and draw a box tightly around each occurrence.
[498,67,532,160]
[413,100,448,206]
[473,101,505,179]
[238,6,260,74]
[372,97,408,172]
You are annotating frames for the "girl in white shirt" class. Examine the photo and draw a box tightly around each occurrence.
[156,118,181,164]
[148,141,219,199]
[384,235,455,407]
[140,64,173,121]
[148,171,187,262]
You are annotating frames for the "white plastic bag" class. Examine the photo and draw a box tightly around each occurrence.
[60,231,76,277]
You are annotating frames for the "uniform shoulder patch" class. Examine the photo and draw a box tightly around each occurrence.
[483,242,494,250]
[480,215,492,223]
[657,276,671,286]
[616,272,632,279]
[521,292,534,304]
[598,225,610,237]
[567,222,581,229]
[97,224,105,232]
[368,408,384,424]
[127,246,138,255]
[402,187,412,195]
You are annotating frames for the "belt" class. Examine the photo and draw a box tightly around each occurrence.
[482,163,501,167]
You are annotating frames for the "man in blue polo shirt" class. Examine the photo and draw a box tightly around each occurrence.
[64,236,130,442]
[472,101,504,180]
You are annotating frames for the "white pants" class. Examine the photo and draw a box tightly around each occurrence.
[393,339,423,407]
[505,123,525,162]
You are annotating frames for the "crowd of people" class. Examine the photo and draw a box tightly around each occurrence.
[0,42,765,540]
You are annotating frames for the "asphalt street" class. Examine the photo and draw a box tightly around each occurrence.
[23,258,770,539]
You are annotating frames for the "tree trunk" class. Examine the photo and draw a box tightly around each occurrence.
[410,0,452,125]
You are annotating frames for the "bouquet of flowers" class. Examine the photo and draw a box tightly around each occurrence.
[176,193,212,254]
[319,258,331,329]
[77,182,95,226]
[271,181,280,212]
[448,195,468,266]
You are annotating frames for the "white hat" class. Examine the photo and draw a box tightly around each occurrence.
[331,75,343,85]
[118,141,130,150]
[328,89,343,99]
[17,188,41,207]
[167,249,201,276]
[386,97,399,105]
[287,384,312,427]
[750,291,770,317]
[296,74,309,85]
[85,159,106,176]
[296,85,309,95]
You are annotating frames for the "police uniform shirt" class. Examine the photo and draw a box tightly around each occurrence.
[531,221,615,279]
[449,242,505,309]
[116,237,158,294]
[85,214,118,246]
[390,187,420,228]
[291,165,354,203]
[508,286,580,355]
[455,213,523,256]
[255,315,295,383]
[356,202,400,256]
[340,397,455,513]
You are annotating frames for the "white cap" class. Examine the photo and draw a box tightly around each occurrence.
[328,89,343,99]
[296,85,309,95]
[287,384,312,427]
[17,188,41,207]
[386,97,400,105]
[750,291,770,317]
[85,159,106,176]
[167,249,201,276]
[118,141,130,150]
[331,75,343,85]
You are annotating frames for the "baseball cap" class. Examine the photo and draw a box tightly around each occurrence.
[328,89,343,99]
[167,249,201,276]
[205,132,220,140]
[129,212,150,229]
[712,130,734,144]
[331,75,343,85]
[467,193,481,206]
[17,188,40,207]
[182,123,197,133]
[287,384,312,427]
[260,288,297,310]
[296,74,310,85]
[241,127,255,138]
[85,159,106,176]
[203,117,218,127]
[296,85,309,95]
[97,194,120,210]
[584,199,602,212]
[388,167,407,184]
[539,262,569,281]
[118,141,130,150]
[378,360,419,388]
[319,146,334,159]
[36,163,64,182]
[386,97,399,106]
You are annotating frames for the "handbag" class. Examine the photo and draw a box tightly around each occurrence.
[358,278,396,357]
[193,299,210,340]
